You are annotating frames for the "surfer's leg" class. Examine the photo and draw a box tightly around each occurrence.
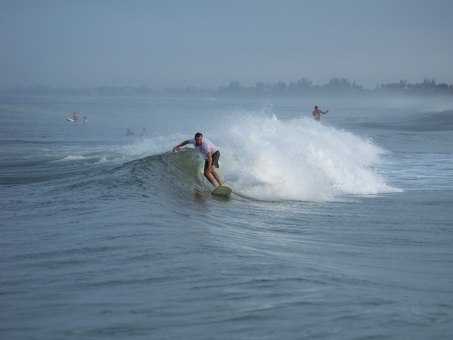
[210,166,223,186]
[203,160,217,186]
[203,168,217,187]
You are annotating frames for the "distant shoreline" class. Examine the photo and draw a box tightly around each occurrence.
[1,78,452,97]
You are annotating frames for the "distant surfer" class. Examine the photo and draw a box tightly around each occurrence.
[312,106,328,120]
[72,112,79,122]
[126,128,134,136]
[173,132,223,187]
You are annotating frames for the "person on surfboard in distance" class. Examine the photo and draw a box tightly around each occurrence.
[173,132,223,187]
[312,106,329,120]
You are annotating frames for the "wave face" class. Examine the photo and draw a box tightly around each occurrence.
[357,109,453,132]
[407,110,453,131]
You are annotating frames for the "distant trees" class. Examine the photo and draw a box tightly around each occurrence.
[2,78,452,97]
[216,77,369,97]
[288,78,312,95]
[322,77,363,92]
[377,78,452,96]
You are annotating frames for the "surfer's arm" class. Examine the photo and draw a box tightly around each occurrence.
[172,140,189,152]
[206,152,212,169]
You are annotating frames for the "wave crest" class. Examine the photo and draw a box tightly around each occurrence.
[214,113,399,201]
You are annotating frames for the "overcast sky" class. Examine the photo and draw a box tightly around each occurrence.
[1,0,452,89]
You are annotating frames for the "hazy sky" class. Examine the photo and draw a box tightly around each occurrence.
[1,0,452,89]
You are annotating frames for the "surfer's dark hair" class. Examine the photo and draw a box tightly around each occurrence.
[315,106,318,109]
[195,132,203,138]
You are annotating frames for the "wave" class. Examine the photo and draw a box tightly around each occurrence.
[360,110,453,132]
[102,113,399,202]
[1,112,400,201]
[407,110,453,131]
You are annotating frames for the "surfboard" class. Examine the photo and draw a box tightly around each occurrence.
[66,118,74,122]
[211,185,232,197]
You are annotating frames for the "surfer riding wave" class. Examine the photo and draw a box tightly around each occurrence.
[173,132,223,187]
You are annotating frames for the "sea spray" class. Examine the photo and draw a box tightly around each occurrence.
[213,112,399,201]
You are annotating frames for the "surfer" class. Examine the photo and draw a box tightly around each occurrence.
[72,112,79,121]
[126,128,134,136]
[173,132,223,187]
[312,106,329,120]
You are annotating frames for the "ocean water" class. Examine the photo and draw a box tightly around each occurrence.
[1,95,453,339]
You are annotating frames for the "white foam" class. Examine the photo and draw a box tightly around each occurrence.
[214,112,400,201]
[60,155,86,161]
[96,156,109,163]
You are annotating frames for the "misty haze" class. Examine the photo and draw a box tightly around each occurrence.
[1,1,453,339]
